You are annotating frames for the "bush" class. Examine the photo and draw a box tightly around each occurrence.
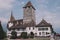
[30,35,34,38]
[10,30,17,39]
[20,32,28,39]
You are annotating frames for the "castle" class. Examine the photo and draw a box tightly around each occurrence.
[7,1,54,38]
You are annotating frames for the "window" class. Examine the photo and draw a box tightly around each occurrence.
[38,27,48,31]
[42,32,45,35]
[35,33,37,36]
[45,28,48,30]
[38,28,42,30]
[46,32,50,35]
[33,27,34,30]
[39,32,41,35]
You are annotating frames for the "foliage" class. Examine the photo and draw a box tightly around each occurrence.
[10,30,17,39]
[20,32,28,39]
[0,21,6,39]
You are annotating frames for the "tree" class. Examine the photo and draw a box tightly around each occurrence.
[20,32,28,39]
[0,21,6,39]
[10,30,17,39]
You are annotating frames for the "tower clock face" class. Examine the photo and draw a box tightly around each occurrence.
[9,23,13,28]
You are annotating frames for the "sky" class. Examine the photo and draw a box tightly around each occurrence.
[0,0,60,33]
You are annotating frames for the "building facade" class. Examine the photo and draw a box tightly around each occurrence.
[7,1,53,38]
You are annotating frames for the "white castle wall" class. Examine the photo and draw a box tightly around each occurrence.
[7,26,52,37]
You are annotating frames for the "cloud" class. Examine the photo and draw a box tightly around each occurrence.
[34,0,60,33]
[0,0,15,10]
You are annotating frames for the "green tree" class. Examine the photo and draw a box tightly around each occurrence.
[0,21,6,39]
[20,32,28,39]
[10,30,17,39]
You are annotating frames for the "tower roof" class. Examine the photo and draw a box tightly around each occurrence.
[23,1,36,10]
[9,12,15,22]
[36,19,52,27]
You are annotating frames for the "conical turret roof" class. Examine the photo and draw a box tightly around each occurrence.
[9,12,15,22]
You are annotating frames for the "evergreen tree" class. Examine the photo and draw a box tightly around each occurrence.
[0,21,6,39]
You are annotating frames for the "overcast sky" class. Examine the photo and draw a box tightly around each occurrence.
[0,0,60,33]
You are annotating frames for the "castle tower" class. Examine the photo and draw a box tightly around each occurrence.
[23,1,36,25]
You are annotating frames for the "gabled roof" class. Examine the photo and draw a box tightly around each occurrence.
[23,1,36,10]
[36,19,52,27]
[7,19,36,30]
[9,12,15,22]
[7,19,25,30]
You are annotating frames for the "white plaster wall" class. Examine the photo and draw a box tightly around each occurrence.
[7,30,13,36]
[36,27,51,36]
[26,27,36,34]
[7,29,26,37]
[8,23,13,28]
[7,27,52,37]
[15,29,26,36]
[25,27,51,36]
